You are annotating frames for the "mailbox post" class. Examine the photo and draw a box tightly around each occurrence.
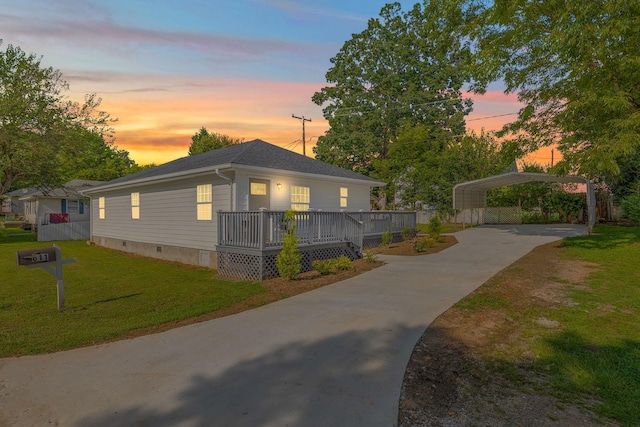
[16,245,76,311]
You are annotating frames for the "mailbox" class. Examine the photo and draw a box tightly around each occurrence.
[16,247,58,266]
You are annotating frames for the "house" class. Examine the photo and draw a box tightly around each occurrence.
[1,187,39,218]
[82,140,420,280]
[21,180,103,227]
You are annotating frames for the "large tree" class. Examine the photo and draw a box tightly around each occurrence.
[188,127,243,155]
[312,1,474,176]
[469,0,640,178]
[379,127,518,210]
[0,42,115,195]
[57,127,142,182]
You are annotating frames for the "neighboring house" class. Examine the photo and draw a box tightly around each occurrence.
[83,139,400,277]
[1,187,39,217]
[1,195,11,216]
[21,180,104,227]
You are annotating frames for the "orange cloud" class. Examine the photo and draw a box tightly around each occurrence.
[70,73,329,164]
[74,74,532,166]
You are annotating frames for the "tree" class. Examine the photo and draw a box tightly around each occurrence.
[0,41,115,195]
[312,1,474,175]
[56,128,141,182]
[487,163,551,210]
[188,127,243,155]
[469,0,640,178]
[378,126,517,211]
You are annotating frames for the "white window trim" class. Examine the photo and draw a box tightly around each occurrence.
[197,184,213,221]
[131,192,140,219]
[98,197,105,220]
[290,185,310,211]
[340,187,348,208]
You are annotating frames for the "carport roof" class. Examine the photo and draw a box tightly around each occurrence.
[453,172,588,210]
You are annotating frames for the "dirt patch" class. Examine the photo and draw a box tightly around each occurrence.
[368,235,458,256]
[398,241,618,427]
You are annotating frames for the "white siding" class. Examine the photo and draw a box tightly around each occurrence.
[234,169,373,212]
[91,177,230,251]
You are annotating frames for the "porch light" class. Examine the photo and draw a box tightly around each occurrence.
[277,183,282,189]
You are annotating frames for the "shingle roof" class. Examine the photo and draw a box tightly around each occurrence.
[23,180,105,199]
[89,139,384,190]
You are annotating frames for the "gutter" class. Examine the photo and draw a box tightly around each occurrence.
[215,168,234,210]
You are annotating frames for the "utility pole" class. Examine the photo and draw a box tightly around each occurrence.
[291,114,311,156]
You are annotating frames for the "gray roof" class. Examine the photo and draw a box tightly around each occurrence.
[7,187,39,198]
[88,139,384,190]
[21,180,104,199]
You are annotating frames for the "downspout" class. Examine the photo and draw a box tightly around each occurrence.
[215,168,233,211]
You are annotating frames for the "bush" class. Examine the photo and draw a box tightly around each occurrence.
[363,250,379,263]
[312,256,353,275]
[276,210,302,280]
[413,237,435,252]
[401,227,416,241]
[312,259,334,275]
[381,230,392,246]
[621,192,640,225]
[428,215,442,236]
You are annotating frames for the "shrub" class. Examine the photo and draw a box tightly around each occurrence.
[621,192,640,225]
[334,255,353,271]
[381,230,392,246]
[312,256,353,275]
[312,259,334,275]
[364,250,378,263]
[401,227,416,241]
[413,237,435,252]
[276,210,302,280]
[428,215,442,236]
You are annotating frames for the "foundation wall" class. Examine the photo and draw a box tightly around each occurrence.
[92,236,218,269]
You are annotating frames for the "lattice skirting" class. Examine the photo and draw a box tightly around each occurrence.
[216,242,359,281]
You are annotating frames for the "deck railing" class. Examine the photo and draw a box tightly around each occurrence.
[217,210,416,253]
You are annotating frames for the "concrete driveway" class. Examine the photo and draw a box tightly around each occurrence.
[0,225,588,427]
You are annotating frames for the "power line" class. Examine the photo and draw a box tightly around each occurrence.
[466,112,519,122]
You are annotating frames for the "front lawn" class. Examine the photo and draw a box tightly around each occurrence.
[1,239,264,357]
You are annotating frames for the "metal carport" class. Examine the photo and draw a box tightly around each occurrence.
[453,172,595,231]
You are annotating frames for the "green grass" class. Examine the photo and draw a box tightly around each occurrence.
[455,291,510,310]
[531,225,640,425]
[417,222,470,234]
[1,239,265,357]
[462,225,640,426]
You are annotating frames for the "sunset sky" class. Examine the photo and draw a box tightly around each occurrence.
[2,0,545,166]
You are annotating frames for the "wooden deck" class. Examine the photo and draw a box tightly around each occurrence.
[216,210,416,281]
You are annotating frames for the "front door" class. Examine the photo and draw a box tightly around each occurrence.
[249,178,270,210]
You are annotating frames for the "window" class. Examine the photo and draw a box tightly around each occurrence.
[67,199,79,214]
[98,197,105,219]
[197,184,212,220]
[131,192,140,219]
[340,187,348,208]
[250,182,267,195]
[290,185,310,211]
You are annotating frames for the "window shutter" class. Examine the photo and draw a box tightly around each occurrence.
[61,199,67,213]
